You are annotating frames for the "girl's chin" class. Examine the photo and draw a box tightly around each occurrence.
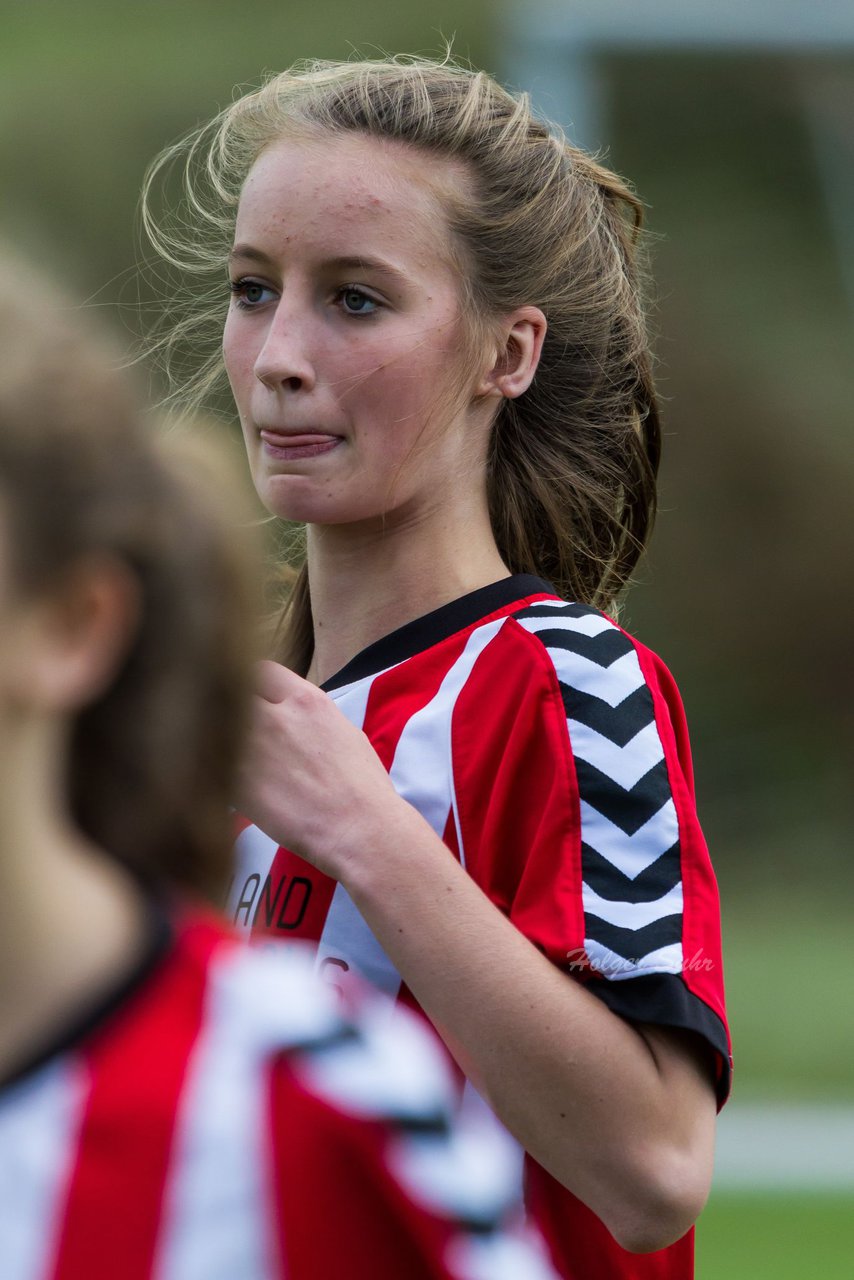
[256,473,399,528]
[258,486,368,527]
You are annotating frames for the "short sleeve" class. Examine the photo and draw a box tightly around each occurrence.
[450,601,731,1106]
[268,1001,560,1280]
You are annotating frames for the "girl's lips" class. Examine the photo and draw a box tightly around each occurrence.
[259,430,342,460]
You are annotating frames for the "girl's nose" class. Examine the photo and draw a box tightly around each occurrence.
[253,306,316,393]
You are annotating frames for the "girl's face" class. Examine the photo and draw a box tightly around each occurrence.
[223,133,487,528]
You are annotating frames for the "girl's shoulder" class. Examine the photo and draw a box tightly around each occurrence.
[463,594,684,731]
[452,593,688,819]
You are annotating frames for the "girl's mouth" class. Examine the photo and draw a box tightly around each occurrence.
[260,431,342,460]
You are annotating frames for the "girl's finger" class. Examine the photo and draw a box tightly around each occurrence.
[254,658,297,703]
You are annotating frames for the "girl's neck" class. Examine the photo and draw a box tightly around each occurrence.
[305,496,509,687]
[0,720,149,1083]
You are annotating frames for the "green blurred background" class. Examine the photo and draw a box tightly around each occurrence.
[3,2,852,1274]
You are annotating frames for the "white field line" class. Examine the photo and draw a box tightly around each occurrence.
[713,1103,854,1191]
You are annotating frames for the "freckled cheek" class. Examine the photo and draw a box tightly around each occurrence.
[345,367,414,432]
[221,310,239,363]
[328,346,391,410]
[222,334,258,411]
[369,354,447,416]
[221,340,240,389]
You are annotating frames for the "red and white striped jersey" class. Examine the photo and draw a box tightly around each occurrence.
[0,907,559,1280]
[228,574,732,1280]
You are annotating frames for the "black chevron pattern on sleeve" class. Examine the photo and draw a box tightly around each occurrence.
[530,625,637,668]
[586,913,684,961]
[582,841,682,904]
[560,682,656,745]
[573,758,673,836]
[513,601,684,979]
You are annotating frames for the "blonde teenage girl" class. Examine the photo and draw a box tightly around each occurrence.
[143,57,731,1280]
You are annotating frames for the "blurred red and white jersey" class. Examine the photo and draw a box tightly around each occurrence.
[0,908,557,1280]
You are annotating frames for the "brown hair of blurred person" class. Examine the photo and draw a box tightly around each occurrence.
[0,254,256,903]
[141,54,659,674]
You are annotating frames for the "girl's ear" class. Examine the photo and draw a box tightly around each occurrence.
[19,558,141,713]
[475,306,547,401]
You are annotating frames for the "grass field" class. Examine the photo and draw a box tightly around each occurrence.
[698,895,853,1277]
[719,889,854,1102]
[697,1193,854,1280]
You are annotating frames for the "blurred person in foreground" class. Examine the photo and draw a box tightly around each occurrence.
[0,254,558,1280]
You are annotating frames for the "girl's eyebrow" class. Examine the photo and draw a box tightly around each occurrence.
[229,243,276,267]
[325,255,410,289]
[229,245,410,289]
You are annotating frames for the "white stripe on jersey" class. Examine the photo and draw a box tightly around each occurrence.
[230,825,278,933]
[325,668,379,727]
[447,1230,562,1280]
[579,797,680,880]
[581,880,684,930]
[389,619,507,841]
[314,619,509,999]
[155,956,274,1280]
[567,718,664,792]
[584,937,683,980]
[0,1060,88,1280]
[294,994,454,1123]
[387,1102,523,1226]
[391,616,507,839]
[514,608,615,638]
[155,946,343,1280]
[315,883,402,1002]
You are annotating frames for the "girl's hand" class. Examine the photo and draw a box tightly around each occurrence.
[236,660,406,879]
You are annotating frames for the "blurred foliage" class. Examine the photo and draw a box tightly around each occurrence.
[603,52,854,900]
[2,1,852,1100]
[0,0,490,304]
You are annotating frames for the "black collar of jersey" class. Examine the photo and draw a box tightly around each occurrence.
[0,894,173,1096]
[321,573,556,693]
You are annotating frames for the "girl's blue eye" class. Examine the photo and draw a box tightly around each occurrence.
[230,278,275,308]
[338,287,378,316]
